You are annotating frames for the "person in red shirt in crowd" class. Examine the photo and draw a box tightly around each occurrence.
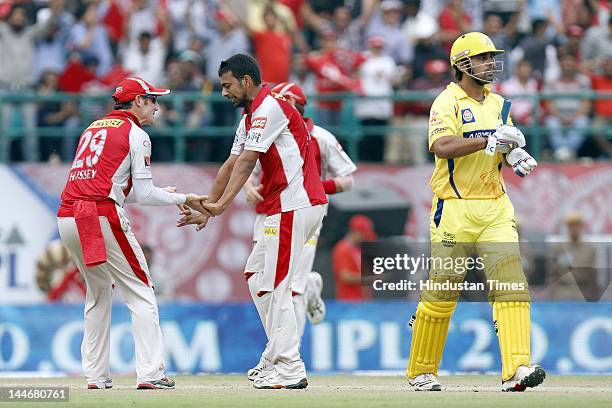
[590,54,612,157]
[438,0,472,51]
[332,214,376,301]
[225,4,297,85]
[279,0,324,31]
[251,6,292,84]
[305,29,365,128]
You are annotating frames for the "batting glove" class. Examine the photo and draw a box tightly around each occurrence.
[492,125,526,153]
[507,148,537,177]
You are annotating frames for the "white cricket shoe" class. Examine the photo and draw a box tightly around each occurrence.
[306,272,326,324]
[408,373,442,391]
[502,364,546,392]
[247,357,272,381]
[87,379,113,389]
[253,367,308,390]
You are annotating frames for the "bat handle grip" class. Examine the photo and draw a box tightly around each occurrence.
[501,99,511,124]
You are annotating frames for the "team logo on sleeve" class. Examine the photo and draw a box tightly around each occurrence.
[144,155,151,167]
[461,108,475,124]
[251,117,267,129]
[430,110,442,126]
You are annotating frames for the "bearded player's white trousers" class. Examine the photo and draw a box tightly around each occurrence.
[58,208,166,384]
[245,205,325,378]
[252,208,324,340]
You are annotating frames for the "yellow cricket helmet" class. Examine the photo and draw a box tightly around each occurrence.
[450,32,504,67]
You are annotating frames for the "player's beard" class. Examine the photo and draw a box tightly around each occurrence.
[474,75,490,86]
[233,97,248,108]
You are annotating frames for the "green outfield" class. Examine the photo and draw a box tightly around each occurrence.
[2,375,611,407]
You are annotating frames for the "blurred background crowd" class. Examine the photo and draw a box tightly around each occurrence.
[0,0,611,163]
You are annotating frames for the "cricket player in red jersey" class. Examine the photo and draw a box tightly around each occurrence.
[178,54,327,389]
[57,77,206,390]
[243,82,356,380]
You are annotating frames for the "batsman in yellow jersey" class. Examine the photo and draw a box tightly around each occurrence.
[406,32,545,392]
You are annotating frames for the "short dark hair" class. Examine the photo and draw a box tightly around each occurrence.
[218,54,262,86]
[532,19,548,34]
[113,98,132,110]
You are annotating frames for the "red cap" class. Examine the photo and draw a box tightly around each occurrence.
[349,215,377,240]
[271,82,307,106]
[112,77,170,103]
[425,59,449,74]
[367,35,385,48]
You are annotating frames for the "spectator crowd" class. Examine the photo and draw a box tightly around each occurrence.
[0,0,611,163]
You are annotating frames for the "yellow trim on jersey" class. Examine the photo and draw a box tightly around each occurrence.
[428,83,511,200]
[88,119,125,129]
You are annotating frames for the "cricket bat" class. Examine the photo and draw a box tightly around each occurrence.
[485,99,512,155]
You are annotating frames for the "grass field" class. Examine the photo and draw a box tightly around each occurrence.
[2,375,611,407]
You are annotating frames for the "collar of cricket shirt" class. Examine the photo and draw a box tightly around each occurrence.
[448,82,491,101]
[107,110,142,128]
[244,85,271,115]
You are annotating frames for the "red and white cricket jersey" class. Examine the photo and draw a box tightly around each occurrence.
[232,86,327,215]
[252,117,356,215]
[306,119,357,181]
[60,110,152,208]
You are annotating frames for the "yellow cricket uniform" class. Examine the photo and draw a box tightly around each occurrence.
[429,82,510,200]
[408,33,536,386]
[427,82,518,245]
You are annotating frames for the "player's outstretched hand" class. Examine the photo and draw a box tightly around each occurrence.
[176,211,209,231]
[202,201,226,217]
[507,148,537,177]
[176,203,190,214]
[185,194,211,215]
[492,125,526,153]
[246,184,264,206]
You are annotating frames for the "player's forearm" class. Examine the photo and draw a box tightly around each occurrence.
[217,156,257,210]
[133,178,186,206]
[243,174,260,195]
[323,175,354,194]
[432,136,488,159]
[209,156,237,202]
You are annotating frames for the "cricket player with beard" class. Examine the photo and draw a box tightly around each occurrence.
[178,54,327,389]
[243,82,357,381]
[406,32,544,392]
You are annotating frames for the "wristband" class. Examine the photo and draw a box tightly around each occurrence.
[322,179,337,194]
[484,135,497,156]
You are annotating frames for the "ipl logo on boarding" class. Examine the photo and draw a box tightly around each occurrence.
[461,108,475,124]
